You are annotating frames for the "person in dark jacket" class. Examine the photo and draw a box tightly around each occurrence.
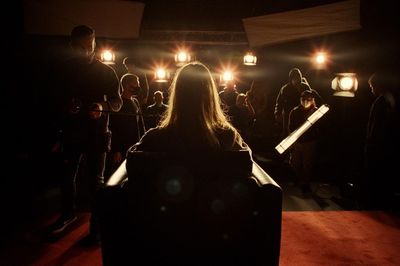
[361,70,400,209]
[108,73,145,177]
[122,56,149,108]
[288,90,320,194]
[48,25,122,244]
[275,68,321,137]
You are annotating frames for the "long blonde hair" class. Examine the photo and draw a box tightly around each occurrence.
[159,61,240,147]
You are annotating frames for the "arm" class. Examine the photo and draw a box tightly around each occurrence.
[99,65,123,113]
[245,94,256,117]
[274,87,284,121]
[288,108,297,133]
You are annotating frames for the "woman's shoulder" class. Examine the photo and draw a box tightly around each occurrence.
[132,127,171,151]
[217,127,250,151]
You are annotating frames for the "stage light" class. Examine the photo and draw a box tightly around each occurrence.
[312,51,328,69]
[275,104,330,154]
[175,50,191,66]
[219,71,234,86]
[100,50,115,65]
[154,67,170,83]
[315,53,325,64]
[243,52,257,66]
[331,73,358,97]
[222,71,233,81]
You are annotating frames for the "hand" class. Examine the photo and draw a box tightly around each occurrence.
[88,103,103,119]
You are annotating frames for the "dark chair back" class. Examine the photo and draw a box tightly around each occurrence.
[99,150,282,266]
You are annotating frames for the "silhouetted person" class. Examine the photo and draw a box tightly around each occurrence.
[48,25,122,244]
[132,61,249,152]
[275,68,321,137]
[122,56,149,107]
[107,74,144,177]
[288,90,320,195]
[228,93,255,142]
[145,90,168,129]
[361,70,400,209]
[219,79,239,109]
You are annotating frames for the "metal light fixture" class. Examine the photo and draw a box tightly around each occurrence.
[100,50,115,65]
[311,50,329,69]
[219,70,234,86]
[331,73,358,97]
[243,52,257,66]
[154,67,170,83]
[174,50,191,66]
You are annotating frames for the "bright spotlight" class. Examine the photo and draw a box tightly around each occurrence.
[222,71,233,82]
[100,50,115,65]
[312,51,328,69]
[315,53,325,64]
[175,51,191,66]
[339,77,354,90]
[331,73,358,97]
[243,52,257,66]
[154,67,170,83]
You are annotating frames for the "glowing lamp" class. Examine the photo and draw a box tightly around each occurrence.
[331,73,358,97]
[243,52,257,66]
[175,51,191,66]
[154,68,170,83]
[275,104,330,154]
[100,50,115,65]
[315,53,325,64]
[219,71,234,85]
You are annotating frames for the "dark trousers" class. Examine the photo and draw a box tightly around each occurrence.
[60,149,106,233]
[289,141,317,185]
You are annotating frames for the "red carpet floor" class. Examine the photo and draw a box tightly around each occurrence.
[280,211,400,266]
[1,211,399,265]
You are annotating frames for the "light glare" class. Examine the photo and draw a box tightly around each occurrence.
[154,67,169,82]
[339,77,354,90]
[156,69,166,79]
[100,50,115,64]
[177,52,187,62]
[103,51,113,61]
[315,54,325,64]
[222,71,233,82]
[243,53,257,66]
[332,73,358,97]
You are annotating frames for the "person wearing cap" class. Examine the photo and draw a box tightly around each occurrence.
[288,90,320,195]
[274,68,321,137]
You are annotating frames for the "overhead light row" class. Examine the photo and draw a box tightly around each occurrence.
[99,49,257,67]
[99,49,358,97]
